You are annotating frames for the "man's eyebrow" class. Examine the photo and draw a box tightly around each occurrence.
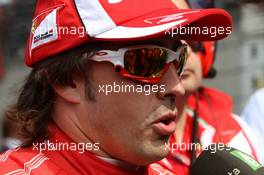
[137,40,183,50]
[151,40,164,46]
[152,40,183,51]
[103,39,183,50]
[117,41,163,49]
[171,40,183,51]
[126,40,164,47]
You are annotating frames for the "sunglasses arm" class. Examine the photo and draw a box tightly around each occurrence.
[167,50,180,63]
[167,44,187,63]
[91,50,124,67]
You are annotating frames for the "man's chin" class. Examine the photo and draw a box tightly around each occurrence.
[144,137,171,163]
[139,150,170,166]
[150,148,170,163]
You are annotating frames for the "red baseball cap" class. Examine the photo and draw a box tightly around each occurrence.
[25,0,232,66]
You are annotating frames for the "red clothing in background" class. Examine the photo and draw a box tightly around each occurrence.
[156,87,259,175]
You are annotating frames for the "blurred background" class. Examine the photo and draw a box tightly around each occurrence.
[204,0,264,113]
[0,0,264,146]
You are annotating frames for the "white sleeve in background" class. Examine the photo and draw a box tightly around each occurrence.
[232,113,264,165]
[241,89,264,165]
[241,89,264,141]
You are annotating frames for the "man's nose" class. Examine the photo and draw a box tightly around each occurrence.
[158,64,185,100]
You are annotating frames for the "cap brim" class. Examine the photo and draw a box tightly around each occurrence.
[95,8,232,41]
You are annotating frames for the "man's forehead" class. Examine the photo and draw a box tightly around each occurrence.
[94,36,182,51]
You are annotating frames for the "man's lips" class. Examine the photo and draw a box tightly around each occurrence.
[152,112,177,136]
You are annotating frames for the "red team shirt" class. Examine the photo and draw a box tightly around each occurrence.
[0,87,259,175]
[0,124,147,175]
[0,123,174,175]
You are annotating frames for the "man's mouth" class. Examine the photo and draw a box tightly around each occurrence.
[152,112,177,136]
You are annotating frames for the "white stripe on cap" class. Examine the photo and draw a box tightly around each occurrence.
[95,19,187,39]
[74,0,116,36]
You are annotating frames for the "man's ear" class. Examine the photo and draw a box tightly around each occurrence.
[52,80,82,104]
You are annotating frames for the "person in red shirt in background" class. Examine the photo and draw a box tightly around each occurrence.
[0,0,232,174]
[152,39,262,174]
[149,1,262,174]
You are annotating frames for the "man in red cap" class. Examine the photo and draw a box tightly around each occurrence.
[0,0,232,174]
[152,40,262,174]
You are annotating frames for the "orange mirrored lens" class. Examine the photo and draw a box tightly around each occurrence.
[175,46,187,76]
[124,48,167,78]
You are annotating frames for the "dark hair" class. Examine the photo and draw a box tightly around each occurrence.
[5,44,96,147]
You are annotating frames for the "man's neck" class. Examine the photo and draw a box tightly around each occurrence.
[97,155,143,172]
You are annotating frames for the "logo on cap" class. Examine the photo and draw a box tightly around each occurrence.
[108,0,123,4]
[29,7,62,57]
[144,11,199,25]
[31,21,37,34]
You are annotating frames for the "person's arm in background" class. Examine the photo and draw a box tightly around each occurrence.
[241,88,264,165]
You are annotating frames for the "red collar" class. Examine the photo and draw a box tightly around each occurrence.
[45,123,147,175]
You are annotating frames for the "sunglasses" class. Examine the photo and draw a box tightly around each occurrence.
[90,44,187,84]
